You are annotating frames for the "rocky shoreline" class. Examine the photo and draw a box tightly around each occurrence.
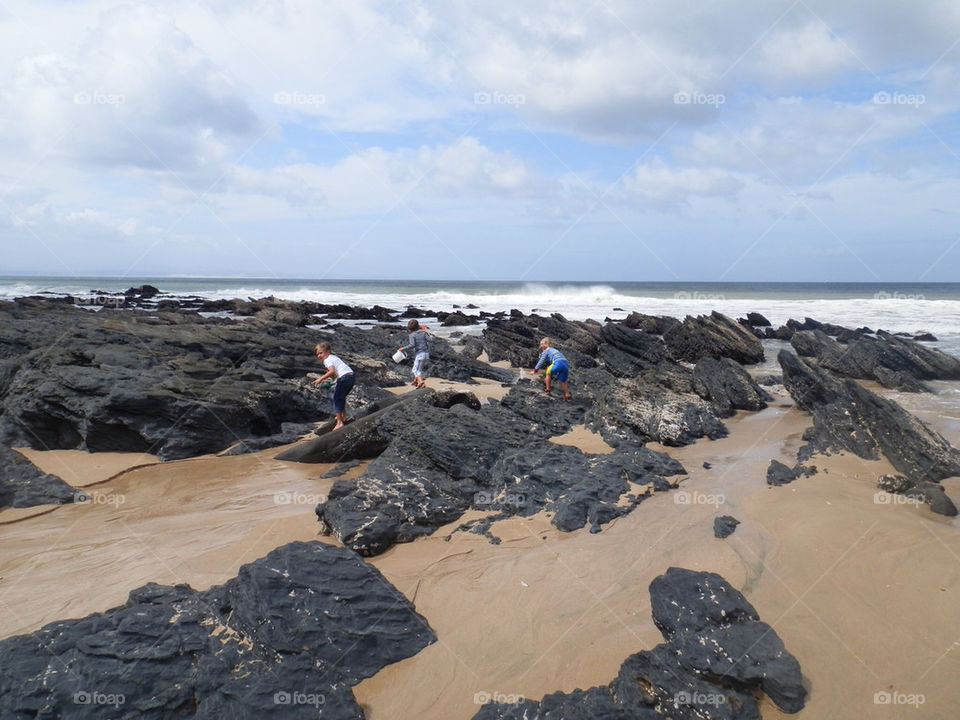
[2,292,960,718]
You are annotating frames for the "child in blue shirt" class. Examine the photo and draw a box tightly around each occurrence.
[400,319,431,389]
[530,337,571,400]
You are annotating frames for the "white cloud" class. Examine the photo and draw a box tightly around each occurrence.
[0,3,260,173]
[621,160,744,208]
[219,137,547,217]
[1,0,960,278]
[65,208,141,237]
[756,21,859,84]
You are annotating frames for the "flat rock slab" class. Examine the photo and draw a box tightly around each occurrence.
[0,541,435,719]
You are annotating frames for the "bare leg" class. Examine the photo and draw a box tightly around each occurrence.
[560,381,571,400]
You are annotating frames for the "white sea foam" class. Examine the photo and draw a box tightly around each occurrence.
[3,278,958,355]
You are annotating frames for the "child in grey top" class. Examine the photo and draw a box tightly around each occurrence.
[400,319,431,389]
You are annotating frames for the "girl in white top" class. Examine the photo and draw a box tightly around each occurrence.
[312,342,355,430]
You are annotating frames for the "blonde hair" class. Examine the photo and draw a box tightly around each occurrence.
[539,337,552,349]
[315,342,331,354]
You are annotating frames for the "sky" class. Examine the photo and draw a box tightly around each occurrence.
[0,0,958,282]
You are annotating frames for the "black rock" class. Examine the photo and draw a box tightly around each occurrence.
[597,323,673,376]
[791,327,960,387]
[692,356,770,417]
[873,366,932,393]
[474,567,805,719]
[0,300,510,463]
[319,459,364,479]
[0,541,435,719]
[313,387,685,556]
[714,515,740,538]
[0,447,79,509]
[663,312,765,365]
[620,312,681,335]
[914,332,937,342]
[124,284,161,298]
[754,374,783,387]
[785,317,823,332]
[586,366,729,447]
[398,306,431,319]
[220,422,316,456]
[482,314,602,368]
[766,460,800,486]
[438,311,479,326]
[877,473,912,493]
[877,474,958,517]
[743,312,771,327]
[778,350,960,485]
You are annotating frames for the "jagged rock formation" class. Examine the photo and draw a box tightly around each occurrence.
[473,567,805,719]
[663,311,765,365]
[778,350,960,512]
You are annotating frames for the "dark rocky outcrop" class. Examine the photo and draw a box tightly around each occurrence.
[312,385,685,556]
[481,314,602,368]
[438,310,479,326]
[0,300,509,463]
[275,388,431,463]
[754,374,783,387]
[219,422,316,456]
[790,329,960,389]
[620,312,681,335]
[0,541,435,719]
[596,324,673,377]
[743,312,771,327]
[473,567,805,719]
[778,350,960,488]
[765,460,816,486]
[692,357,770,417]
[0,447,78,508]
[663,312,765,365]
[714,515,740,538]
[877,474,958,516]
[587,368,728,447]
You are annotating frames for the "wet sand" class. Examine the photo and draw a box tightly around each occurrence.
[0,446,359,639]
[2,381,960,719]
[355,387,960,719]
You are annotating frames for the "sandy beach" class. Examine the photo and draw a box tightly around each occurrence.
[3,370,959,718]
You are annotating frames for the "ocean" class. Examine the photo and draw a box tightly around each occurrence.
[3,276,959,357]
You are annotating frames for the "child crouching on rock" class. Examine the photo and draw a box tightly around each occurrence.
[530,337,571,400]
[312,342,354,430]
[399,319,431,389]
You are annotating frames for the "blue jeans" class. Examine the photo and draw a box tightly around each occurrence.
[333,373,355,413]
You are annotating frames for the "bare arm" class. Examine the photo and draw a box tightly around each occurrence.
[312,368,336,385]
